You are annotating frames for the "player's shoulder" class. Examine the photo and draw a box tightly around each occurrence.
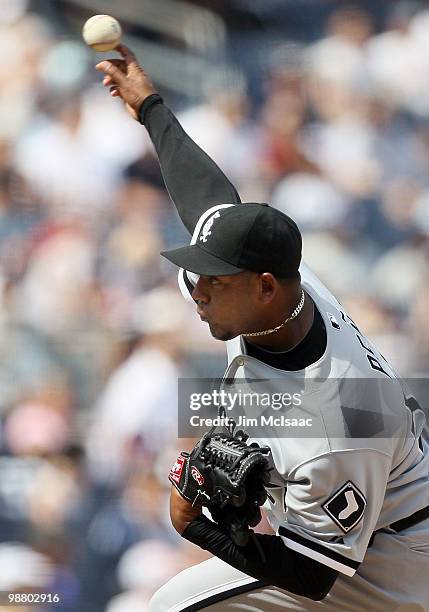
[301,263,397,379]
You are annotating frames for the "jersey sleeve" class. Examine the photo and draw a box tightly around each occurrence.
[278,449,391,577]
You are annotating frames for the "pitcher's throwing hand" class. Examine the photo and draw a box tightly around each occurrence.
[95,43,156,121]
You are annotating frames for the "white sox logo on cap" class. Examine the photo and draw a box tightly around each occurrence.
[162,202,302,277]
[199,211,221,243]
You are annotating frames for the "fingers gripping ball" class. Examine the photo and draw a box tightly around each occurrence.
[82,15,122,52]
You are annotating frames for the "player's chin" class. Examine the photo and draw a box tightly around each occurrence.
[208,324,238,342]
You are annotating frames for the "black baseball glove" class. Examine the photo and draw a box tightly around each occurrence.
[169,424,272,546]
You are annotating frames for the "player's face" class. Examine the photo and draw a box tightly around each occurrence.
[192,272,275,341]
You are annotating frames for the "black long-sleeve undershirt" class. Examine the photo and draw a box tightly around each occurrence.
[183,515,338,601]
[140,94,241,235]
[139,95,338,599]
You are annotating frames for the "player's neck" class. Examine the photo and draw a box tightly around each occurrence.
[244,290,314,352]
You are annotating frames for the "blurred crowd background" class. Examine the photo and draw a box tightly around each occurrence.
[1,0,429,610]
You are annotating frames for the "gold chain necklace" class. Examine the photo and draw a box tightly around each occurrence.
[242,289,305,337]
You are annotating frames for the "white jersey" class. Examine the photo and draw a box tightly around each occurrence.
[178,262,429,579]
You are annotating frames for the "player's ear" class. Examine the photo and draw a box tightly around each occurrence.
[258,273,277,303]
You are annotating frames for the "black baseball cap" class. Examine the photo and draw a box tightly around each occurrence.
[161,203,302,277]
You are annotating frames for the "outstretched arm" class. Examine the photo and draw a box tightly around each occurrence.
[96,44,241,234]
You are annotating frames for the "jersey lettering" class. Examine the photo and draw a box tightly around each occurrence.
[340,310,360,333]
[367,354,390,377]
[340,312,391,377]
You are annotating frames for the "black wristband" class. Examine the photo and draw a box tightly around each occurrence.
[138,93,163,125]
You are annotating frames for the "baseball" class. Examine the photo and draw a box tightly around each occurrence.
[82,15,122,52]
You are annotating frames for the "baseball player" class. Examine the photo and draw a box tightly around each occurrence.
[97,46,429,611]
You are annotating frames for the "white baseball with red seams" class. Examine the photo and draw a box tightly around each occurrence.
[82,15,122,52]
